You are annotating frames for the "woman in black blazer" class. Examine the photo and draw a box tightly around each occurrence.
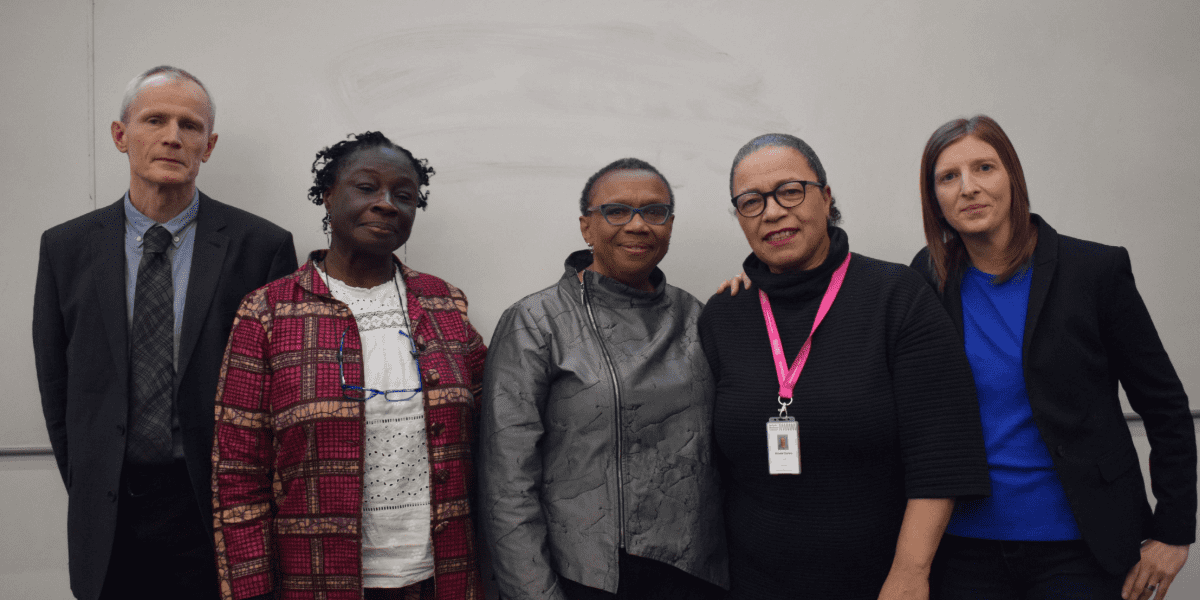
[910,115,1195,600]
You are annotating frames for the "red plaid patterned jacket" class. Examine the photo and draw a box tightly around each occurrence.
[212,252,486,600]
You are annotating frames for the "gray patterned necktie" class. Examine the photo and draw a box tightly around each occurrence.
[126,225,175,464]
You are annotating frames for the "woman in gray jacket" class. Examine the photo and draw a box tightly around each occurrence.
[479,158,727,600]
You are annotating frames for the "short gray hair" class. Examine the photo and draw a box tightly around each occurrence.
[119,65,215,131]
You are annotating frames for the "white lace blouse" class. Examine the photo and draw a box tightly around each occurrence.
[319,268,433,589]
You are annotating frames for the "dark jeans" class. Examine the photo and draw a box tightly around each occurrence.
[558,551,725,600]
[933,534,1123,600]
[98,461,217,600]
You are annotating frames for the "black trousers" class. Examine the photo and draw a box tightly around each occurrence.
[98,461,217,600]
[558,551,725,600]
[364,578,435,599]
[932,534,1124,600]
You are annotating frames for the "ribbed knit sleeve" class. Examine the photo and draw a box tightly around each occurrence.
[888,266,991,499]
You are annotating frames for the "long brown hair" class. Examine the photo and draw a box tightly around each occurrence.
[919,115,1037,290]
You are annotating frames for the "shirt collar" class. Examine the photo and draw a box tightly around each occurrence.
[124,190,200,248]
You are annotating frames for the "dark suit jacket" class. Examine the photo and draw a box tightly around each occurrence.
[911,215,1196,576]
[32,193,297,600]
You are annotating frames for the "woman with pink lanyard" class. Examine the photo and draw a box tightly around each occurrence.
[699,133,991,599]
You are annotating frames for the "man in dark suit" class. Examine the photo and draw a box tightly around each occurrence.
[32,65,297,600]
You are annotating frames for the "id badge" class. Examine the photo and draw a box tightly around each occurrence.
[766,416,800,475]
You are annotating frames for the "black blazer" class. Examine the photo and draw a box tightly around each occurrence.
[911,215,1196,576]
[32,194,296,600]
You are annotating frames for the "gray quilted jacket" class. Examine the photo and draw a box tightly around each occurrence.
[479,251,728,600]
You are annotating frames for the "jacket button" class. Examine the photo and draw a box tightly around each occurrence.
[434,469,449,484]
[430,422,445,437]
[425,369,440,386]
[116,425,125,436]
[107,491,117,502]
[416,341,427,353]
[433,521,448,534]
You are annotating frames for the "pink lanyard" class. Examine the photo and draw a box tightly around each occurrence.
[759,253,851,406]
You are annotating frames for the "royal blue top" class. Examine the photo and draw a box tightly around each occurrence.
[946,266,1081,540]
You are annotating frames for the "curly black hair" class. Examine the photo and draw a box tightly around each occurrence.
[308,131,435,232]
[579,157,675,216]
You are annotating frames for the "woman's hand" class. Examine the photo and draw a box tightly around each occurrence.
[877,567,929,600]
[1122,540,1189,600]
[876,498,953,600]
[715,271,752,295]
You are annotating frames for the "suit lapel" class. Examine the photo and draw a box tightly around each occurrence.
[1022,215,1058,362]
[92,199,131,374]
[176,193,228,385]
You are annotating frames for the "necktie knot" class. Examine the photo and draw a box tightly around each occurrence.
[144,225,172,255]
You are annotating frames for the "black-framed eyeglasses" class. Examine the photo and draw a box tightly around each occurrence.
[338,326,422,402]
[730,180,823,218]
[586,203,674,226]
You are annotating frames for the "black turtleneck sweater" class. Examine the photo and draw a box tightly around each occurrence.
[698,228,990,600]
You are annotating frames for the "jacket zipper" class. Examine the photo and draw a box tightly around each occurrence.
[580,275,626,549]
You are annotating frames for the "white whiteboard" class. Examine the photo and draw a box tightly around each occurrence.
[4,0,1198,445]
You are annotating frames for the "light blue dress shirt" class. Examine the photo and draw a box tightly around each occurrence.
[123,191,199,459]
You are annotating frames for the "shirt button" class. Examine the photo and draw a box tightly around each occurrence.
[434,469,449,484]
[425,369,440,386]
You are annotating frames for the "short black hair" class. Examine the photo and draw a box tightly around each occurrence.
[730,133,842,226]
[308,131,435,232]
[579,157,675,216]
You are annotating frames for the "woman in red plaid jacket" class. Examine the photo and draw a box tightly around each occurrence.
[212,132,486,600]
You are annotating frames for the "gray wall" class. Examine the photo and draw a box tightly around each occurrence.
[2,0,1197,597]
